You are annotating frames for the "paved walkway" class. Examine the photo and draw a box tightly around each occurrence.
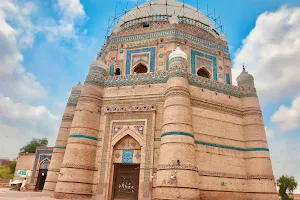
[0,188,54,200]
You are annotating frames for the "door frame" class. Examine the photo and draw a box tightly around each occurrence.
[112,163,140,200]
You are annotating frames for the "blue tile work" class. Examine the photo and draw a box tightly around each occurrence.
[54,146,66,149]
[123,150,133,163]
[68,134,98,141]
[126,47,156,74]
[166,58,169,71]
[30,149,53,184]
[104,71,167,87]
[43,162,49,169]
[109,65,114,76]
[142,47,156,72]
[226,73,231,85]
[191,50,217,81]
[111,29,229,53]
[195,141,269,152]
[155,138,269,152]
[161,132,194,138]
[39,155,52,162]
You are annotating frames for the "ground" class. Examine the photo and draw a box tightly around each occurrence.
[0,188,53,200]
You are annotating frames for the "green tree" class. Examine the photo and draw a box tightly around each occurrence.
[8,159,17,176]
[277,175,298,200]
[20,138,48,153]
[0,166,12,178]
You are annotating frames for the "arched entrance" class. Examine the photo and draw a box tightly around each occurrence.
[133,63,148,74]
[197,67,210,79]
[112,135,141,200]
[35,159,49,191]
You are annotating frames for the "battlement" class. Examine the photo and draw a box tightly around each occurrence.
[102,71,256,98]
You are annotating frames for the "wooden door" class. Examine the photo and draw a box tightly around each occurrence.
[113,164,140,200]
[36,169,48,191]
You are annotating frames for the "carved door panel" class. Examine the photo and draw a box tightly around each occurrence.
[113,164,140,200]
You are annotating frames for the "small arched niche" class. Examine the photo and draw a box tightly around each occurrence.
[115,68,121,75]
[133,63,148,74]
[197,68,210,79]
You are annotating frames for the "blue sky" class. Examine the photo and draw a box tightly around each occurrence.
[0,0,300,192]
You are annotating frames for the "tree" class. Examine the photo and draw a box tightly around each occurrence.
[8,159,16,176]
[0,166,12,179]
[20,138,48,153]
[277,175,298,200]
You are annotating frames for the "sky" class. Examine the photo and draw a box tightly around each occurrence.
[0,0,300,192]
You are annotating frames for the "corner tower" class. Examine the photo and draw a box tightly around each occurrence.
[44,83,82,193]
[54,59,107,199]
[154,47,199,199]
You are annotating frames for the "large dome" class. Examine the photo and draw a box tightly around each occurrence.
[118,0,214,29]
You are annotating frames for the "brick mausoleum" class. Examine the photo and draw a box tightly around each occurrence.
[42,0,278,199]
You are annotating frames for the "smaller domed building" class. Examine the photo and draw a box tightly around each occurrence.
[43,0,277,199]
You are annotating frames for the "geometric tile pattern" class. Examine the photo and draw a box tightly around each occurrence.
[111,29,229,53]
[126,47,156,74]
[191,49,217,81]
[123,150,133,163]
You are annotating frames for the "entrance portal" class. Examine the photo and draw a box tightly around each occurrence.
[113,164,140,200]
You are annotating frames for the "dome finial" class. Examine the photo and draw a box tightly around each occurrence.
[169,46,187,60]
[243,63,246,72]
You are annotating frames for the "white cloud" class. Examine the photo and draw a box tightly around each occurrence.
[42,0,87,41]
[0,1,47,101]
[232,6,300,103]
[0,96,59,159]
[0,0,88,159]
[271,95,300,132]
[265,127,274,139]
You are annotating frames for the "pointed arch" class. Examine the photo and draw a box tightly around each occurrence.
[39,158,50,169]
[133,62,148,74]
[112,128,144,147]
[197,67,211,79]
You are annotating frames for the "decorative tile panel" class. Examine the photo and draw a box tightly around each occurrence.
[123,150,133,163]
[111,29,228,53]
[109,65,114,76]
[104,71,167,87]
[39,155,52,162]
[191,50,217,81]
[125,47,156,74]
[226,73,231,85]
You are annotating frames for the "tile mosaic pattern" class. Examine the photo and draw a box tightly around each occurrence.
[166,58,169,71]
[188,74,257,98]
[226,73,231,85]
[191,50,217,81]
[135,152,141,159]
[134,126,144,135]
[123,150,133,163]
[39,155,52,162]
[68,134,98,141]
[104,71,167,87]
[54,146,66,149]
[112,29,228,53]
[105,105,156,113]
[125,47,156,74]
[109,65,114,76]
[67,90,81,107]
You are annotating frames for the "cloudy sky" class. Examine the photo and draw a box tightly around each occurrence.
[1,0,300,192]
